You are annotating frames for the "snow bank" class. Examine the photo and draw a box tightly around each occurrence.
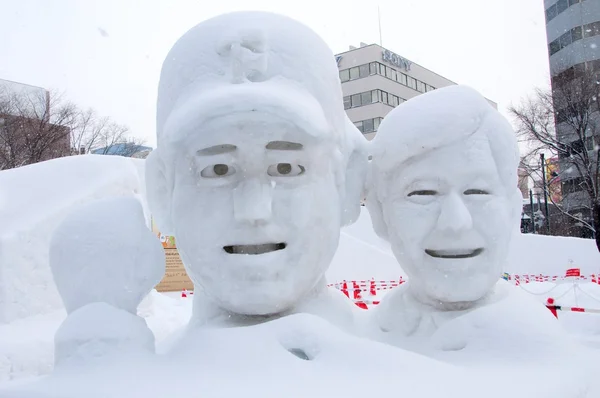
[508,234,600,276]
[0,155,147,324]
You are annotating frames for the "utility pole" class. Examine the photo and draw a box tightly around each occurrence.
[378,6,383,46]
[540,153,551,234]
[529,189,536,234]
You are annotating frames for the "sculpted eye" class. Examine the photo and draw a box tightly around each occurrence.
[200,164,236,178]
[267,163,305,177]
[408,190,437,197]
[464,189,490,195]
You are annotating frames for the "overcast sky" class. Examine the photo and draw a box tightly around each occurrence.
[0,0,550,147]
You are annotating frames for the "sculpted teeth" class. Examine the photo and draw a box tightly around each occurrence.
[223,243,286,255]
[425,248,484,259]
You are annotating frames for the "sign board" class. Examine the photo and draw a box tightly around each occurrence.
[151,218,194,292]
[381,50,412,71]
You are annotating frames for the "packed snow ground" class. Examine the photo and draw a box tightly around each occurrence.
[0,155,599,395]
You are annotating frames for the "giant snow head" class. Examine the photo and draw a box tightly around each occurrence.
[367,85,522,306]
[146,12,367,316]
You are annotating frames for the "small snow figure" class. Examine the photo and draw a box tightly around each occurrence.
[49,197,165,367]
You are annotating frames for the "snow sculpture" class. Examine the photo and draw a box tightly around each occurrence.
[367,85,523,312]
[145,11,368,328]
[49,197,165,366]
[364,86,594,395]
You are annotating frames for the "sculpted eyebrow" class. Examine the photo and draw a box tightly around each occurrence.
[196,144,237,156]
[265,141,303,150]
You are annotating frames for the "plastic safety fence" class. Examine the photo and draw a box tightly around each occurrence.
[326,269,600,310]
[178,269,600,312]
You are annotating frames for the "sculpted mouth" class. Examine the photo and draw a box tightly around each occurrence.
[425,248,484,259]
[223,243,287,255]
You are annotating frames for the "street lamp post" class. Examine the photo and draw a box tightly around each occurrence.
[540,153,551,234]
[529,189,536,234]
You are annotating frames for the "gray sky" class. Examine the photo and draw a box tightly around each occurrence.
[0,0,550,147]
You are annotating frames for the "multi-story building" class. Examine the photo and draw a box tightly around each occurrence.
[543,0,600,237]
[336,43,497,140]
[0,79,70,169]
[545,0,600,82]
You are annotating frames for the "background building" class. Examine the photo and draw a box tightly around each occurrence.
[0,79,70,169]
[543,0,600,237]
[336,43,497,140]
[545,0,600,82]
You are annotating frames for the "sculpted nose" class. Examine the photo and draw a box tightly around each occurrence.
[233,177,273,224]
[436,193,473,233]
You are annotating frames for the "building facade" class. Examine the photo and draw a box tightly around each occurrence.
[543,0,600,236]
[0,79,71,170]
[336,43,497,140]
[545,0,600,81]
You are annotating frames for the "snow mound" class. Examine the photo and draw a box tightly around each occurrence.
[0,155,147,324]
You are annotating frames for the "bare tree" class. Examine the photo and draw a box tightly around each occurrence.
[0,88,74,170]
[0,87,146,169]
[69,108,145,157]
[509,69,600,251]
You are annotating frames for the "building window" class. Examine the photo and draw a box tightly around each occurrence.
[369,62,378,75]
[351,94,360,107]
[549,40,561,56]
[343,96,352,110]
[398,72,407,85]
[374,117,382,130]
[363,118,375,133]
[353,117,383,135]
[559,31,572,48]
[546,0,584,23]
[572,25,583,41]
[354,121,364,132]
[361,91,372,105]
[556,0,568,14]
[585,21,600,37]
[339,61,432,94]
[359,64,370,78]
[545,4,557,22]
[339,69,350,82]
[548,20,600,56]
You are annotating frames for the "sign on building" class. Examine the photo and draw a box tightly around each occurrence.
[381,50,412,71]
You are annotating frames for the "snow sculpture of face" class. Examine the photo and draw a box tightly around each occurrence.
[367,86,522,306]
[146,12,367,316]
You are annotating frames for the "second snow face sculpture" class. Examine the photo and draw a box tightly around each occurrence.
[146,12,367,319]
[367,85,522,307]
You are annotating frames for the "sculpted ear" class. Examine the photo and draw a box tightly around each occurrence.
[365,168,389,240]
[145,149,175,235]
[340,123,369,226]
